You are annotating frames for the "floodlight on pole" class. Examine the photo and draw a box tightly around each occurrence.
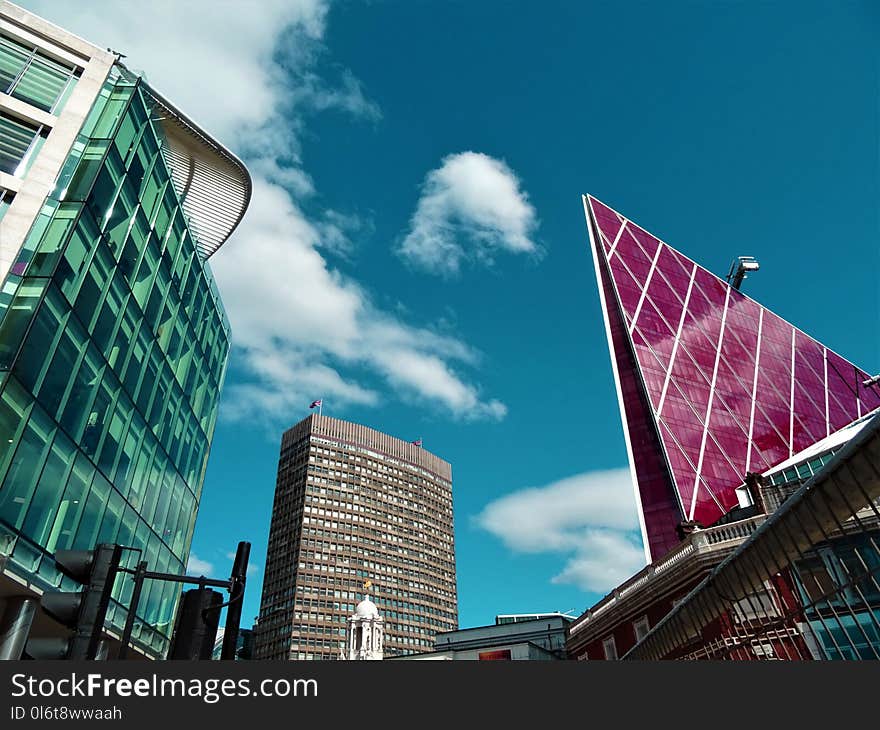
[726,256,760,290]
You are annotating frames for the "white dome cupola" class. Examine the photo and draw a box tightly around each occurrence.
[341,580,384,660]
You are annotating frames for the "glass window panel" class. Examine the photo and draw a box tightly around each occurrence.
[71,470,109,550]
[134,123,159,188]
[108,298,137,373]
[139,165,164,222]
[134,341,159,417]
[122,322,150,399]
[12,287,63,394]
[96,489,124,545]
[81,370,116,459]
[171,243,191,292]
[28,203,80,277]
[164,485,181,548]
[125,143,147,194]
[127,437,155,513]
[129,209,154,297]
[144,283,165,333]
[166,212,187,268]
[116,411,143,495]
[12,54,74,112]
[0,403,53,530]
[140,575,164,630]
[89,87,131,140]
[157,301,176,353]
[117,506,138,551]
[0,35,30,90]
[152,467,173,534]
[51,73,77,116]
[97,390,130,478]
[173,490,194,555]
[104,184,136,256]
[153,187,175,245]
[72,238,112,332]
[141,466,162,537]
[85,165,119,229]
[0,188,13,223]
[0,378,32,487]
[63,140,109,202]
[113,106,141,166]
[181,263,198,318]
[147,365,171,438]
[118,219,142,284]
[91,270,127,357]
[0,278,48,370]
[21,428,74,545]
[44,451,92,553]
[36,311,83,420]
[54,210,99,305]
[0,113,40,175]
[167,318,186,378]
[59,343,102,441]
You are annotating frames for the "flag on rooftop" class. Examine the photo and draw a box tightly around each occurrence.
[309,399,323,409]
[412,438,423,446]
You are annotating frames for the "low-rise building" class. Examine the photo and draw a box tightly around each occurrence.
[396,613,572,660]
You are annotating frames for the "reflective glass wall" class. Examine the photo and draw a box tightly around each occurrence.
[0,70,231,657]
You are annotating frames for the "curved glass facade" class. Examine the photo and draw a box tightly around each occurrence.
[0,71,230,657]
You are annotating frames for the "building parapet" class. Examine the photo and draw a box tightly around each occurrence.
[569,515,767,638]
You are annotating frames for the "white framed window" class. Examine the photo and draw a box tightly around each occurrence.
[633,615,651,642]
[602,636,618,660]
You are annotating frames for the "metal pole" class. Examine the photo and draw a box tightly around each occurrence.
[220,542,250,660]
[118,560,148,660]
[0,597,38,660]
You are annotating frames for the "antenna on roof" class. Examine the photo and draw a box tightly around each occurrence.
[726,256,760,290]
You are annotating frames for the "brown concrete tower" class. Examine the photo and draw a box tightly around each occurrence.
[254,414,457,659]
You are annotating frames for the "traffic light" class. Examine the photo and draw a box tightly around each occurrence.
[167,587,223,660]
[28,543,122,660]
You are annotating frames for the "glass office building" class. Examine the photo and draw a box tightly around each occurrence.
[0,3,250,658]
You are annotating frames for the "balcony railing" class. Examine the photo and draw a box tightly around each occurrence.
[569,515,766,636]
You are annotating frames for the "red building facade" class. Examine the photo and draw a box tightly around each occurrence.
[568,195,880,660]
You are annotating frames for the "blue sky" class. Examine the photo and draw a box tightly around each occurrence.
[24,1,879,630]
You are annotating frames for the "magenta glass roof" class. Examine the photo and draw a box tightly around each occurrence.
[585,194,880,559]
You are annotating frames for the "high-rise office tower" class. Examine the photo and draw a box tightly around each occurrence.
[255,414,458,659]
[0,2,250,658]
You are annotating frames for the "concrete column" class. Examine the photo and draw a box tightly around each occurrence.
[0,596,38,660]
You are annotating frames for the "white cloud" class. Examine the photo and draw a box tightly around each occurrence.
[474,469,647,593]
[549,531,646,592]
[22,1,506,425]
[211,178,505,422]
[22,0,329,148]
[186,554,214,576]
[399,152,540,275]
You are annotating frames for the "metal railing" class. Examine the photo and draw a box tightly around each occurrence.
[568,515,765,637]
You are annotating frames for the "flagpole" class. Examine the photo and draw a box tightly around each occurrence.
[319,402,323,417]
